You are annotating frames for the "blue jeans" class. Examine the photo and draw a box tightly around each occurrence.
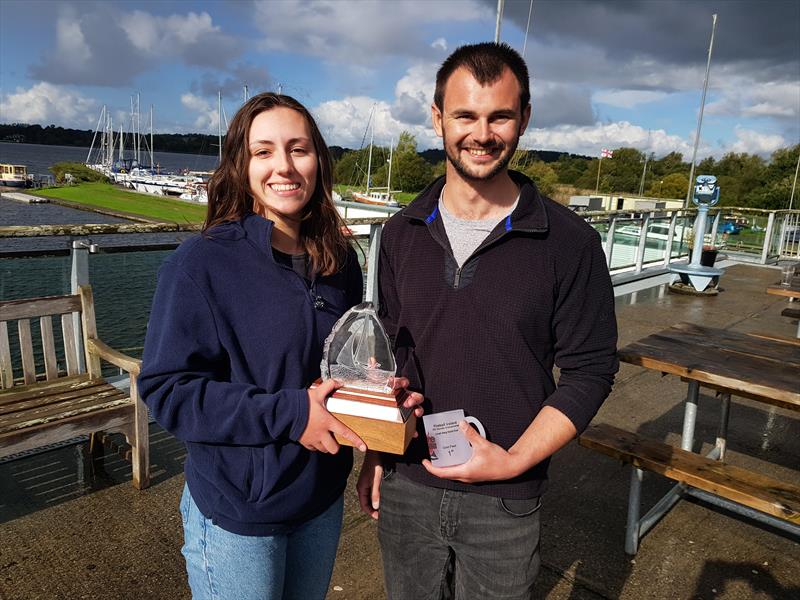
[378,472,541,600]
[180,484,343,600]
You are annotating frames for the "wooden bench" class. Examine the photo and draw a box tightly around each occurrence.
[579,423,799,553]
[0,286,149,489]
[580,423,799,522]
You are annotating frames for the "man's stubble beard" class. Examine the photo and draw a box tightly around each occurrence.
[442,131,520,183]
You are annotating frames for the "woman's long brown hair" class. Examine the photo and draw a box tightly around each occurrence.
[204,93,350,276]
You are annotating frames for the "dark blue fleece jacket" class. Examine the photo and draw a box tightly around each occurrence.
[138,213,363,536]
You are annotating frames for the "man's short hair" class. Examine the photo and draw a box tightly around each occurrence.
[434,42,530,113]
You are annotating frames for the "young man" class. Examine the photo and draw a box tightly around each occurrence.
[357,43,618,599]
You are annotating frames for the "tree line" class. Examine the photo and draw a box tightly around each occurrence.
[333,135,799,210]
[3,123,796,209]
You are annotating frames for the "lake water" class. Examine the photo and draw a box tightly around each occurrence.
[0,142,214,355]
[0,197,188,357]
[0,141,219,177]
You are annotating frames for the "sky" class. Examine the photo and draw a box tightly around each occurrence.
[0,0,798,159]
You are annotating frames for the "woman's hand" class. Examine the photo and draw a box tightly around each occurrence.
[299,379,366,453]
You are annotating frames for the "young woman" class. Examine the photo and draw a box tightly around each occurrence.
[138,93,421,600]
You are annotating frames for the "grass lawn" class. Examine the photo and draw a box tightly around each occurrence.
[30,183,206,223]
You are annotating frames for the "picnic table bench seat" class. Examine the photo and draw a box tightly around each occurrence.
[781,306,800,320]
[0,286,149,489]
[579,423,800,525]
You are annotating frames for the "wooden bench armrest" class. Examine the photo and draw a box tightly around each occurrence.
[86,337,141,377]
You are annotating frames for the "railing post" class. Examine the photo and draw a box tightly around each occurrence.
[710,209,721,248]
[761,212,776,264]
[777,213,787,258]
[634,213,650,273]
[604,215,617,268]
[70,240,94,373]
[663,211,679,267]
[364,223,382,307]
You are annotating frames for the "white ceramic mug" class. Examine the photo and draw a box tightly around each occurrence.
[422,409,486,467]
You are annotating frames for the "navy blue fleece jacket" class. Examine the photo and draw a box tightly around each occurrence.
[138,213,363,535]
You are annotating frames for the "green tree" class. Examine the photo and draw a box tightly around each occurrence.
[605,147,645,194]
[651,151,686,178]
[714,152,765,206]
[750,144,800,209]
[522,161,558,197]
[647,172,688,199]
[552,154,588,185]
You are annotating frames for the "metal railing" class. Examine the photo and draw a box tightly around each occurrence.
[2,204,798,384]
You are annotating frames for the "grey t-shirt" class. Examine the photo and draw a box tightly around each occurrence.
[438,188,519,268]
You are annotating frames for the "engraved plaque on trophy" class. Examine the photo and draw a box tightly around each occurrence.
[314,302,415,454]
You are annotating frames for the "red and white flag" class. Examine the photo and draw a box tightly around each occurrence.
[601,148,613,159]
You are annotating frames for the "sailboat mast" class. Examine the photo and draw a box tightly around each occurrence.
[107,115,113,168]
[386,137,394,192]
[86,105,105,164]
[150,105,154,169]
[365,110,375,193]
[136,92,141,164]
[218,90,223,164]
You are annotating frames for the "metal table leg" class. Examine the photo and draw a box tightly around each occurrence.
[714,393,731,461]
[625,466,643,555]
[681,380,700,452]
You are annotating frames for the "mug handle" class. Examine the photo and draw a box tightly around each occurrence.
[463,416,486,438]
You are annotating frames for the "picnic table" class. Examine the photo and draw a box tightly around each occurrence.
[766,280,800,300]
[579,322,799,554]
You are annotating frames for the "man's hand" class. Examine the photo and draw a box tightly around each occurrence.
[356,450,383,519]
[422,407,578,484]
[390,376,425,423]
[299,379,366,453]
[421,420,523,483]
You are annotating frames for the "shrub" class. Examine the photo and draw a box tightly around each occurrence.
[49,162,109,184]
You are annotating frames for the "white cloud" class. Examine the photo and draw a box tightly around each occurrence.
[118,10,237,66]
[521,121,693,158]
[593,89,669,109]
[728,127,787,156]
[0,83,97,126]
[55,12,91,63]
[180,93,219,132]
[313,96,439,150]
[30,6,240,86]
[391,63,437,125]
[431,37,447,52]
[707,80,800,121]
[253,0,487,64]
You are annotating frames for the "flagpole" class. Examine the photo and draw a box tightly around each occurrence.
[595,155,603,194]
[684,13,718,208]
[494,0,505,43]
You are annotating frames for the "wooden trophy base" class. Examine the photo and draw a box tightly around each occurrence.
[311,379,416,455]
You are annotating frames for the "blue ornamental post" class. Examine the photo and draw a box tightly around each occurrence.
[669,175,724,294]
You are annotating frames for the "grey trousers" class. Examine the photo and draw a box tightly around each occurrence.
[377,471,542,600]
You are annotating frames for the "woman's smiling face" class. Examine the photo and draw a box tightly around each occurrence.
[248,106,319,222]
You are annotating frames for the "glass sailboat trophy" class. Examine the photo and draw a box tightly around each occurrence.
[315,302,416,454]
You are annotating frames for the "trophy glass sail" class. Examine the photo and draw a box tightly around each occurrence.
[316,302,415,454]
[321,303,396,392]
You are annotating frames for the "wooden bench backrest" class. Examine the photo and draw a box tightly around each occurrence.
[0,286,100,389]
